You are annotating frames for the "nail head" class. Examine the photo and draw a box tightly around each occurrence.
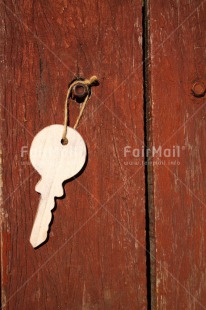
[192,81,206,98]
[72,83,89,99]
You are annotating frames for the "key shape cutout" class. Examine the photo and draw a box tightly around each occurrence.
[30,124,87,248]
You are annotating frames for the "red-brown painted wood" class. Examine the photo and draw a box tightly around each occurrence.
[1,0,147,309]
[149,0,206,308]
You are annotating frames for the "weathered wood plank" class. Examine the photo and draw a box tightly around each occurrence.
[148,0,206,308]
[1,0,146,309]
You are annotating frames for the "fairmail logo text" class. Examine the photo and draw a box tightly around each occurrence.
[124,145,184,158]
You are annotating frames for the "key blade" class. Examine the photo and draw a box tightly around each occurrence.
[30,195,54,248]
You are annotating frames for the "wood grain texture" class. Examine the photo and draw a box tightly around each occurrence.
[1,0,146,309]
[148,0,206,308]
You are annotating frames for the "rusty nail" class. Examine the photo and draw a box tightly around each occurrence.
[71,83,89,99]
[192,81,206,98]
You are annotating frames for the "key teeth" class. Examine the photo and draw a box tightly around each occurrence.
[30,233,47,248]
[53,185,64,198]
[30,210,52,248]
[30,196,54,248]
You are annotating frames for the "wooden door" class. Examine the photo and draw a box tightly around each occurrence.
[2,1,206,309]
[1,0,147,309]
[148,0,206,309]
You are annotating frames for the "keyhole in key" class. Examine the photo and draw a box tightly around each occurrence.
[61,138,68,145]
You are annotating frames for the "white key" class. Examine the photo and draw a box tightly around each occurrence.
[29,124,87,248]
